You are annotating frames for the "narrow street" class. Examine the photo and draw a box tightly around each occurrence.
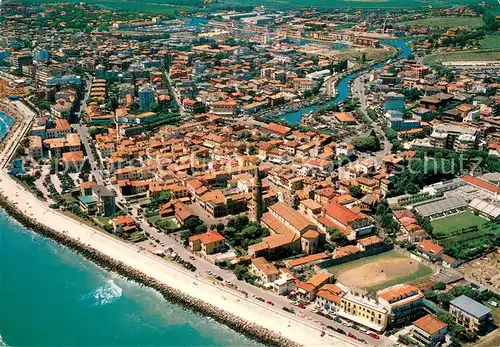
[72,124,104,185]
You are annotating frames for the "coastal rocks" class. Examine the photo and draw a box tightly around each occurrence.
[0,194,299,347]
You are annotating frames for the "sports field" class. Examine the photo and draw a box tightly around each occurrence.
[401,16,484,28]
[431,211,489,237]
[327,250,433,291]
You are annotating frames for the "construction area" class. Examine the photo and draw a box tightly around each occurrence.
[459,249,500,293]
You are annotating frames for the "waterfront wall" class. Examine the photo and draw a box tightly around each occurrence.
[0,194,299,347]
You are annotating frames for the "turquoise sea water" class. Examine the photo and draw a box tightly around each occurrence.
[0,211,262,346]
[0,111,14,140]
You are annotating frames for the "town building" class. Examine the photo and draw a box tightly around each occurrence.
[189,230,225,255]
[410,314,448,347]
[378,284,424,327]
[449,295,492,333]
[338,287,389,332]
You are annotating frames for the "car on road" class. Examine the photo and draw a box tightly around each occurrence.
[266,300,274,306]
[347,333,357,340]
[358,337,367,344]
[282,307,294,314]
[368,332,379,339]
[297,303,306,309]
[326,325,335,331]
[215,276,223,281]
[335,327,346,335]
[256,297,265,302]
[189,256,195,261]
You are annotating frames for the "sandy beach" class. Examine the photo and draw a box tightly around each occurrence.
[0,101,358,347]
[0,170,360,346]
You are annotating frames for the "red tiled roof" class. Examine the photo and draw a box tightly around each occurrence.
[462,174,500,194]
[190,230,225,245]
[417,239,443,254]
[325,202,363,226]
[413,314,447,335]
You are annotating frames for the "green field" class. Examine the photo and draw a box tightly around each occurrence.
[401,16,484,28]
[327,250,433,291]
[6,0,194,14]
[481,34,500,49]
[431,211,490,236]
[7,0,488,11]
[423,49,500,64]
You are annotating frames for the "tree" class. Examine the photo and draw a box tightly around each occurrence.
[216,223,225,232]
[234,265,248,280]
[432,282,446,291]
[234,215,249,230]
[437,311,454,325]
[350,185,363,198]
[195,224,207,235]
[437,293,455,306]
[327,227,347,246]
[425,290,439,302]
[184,216,204,233]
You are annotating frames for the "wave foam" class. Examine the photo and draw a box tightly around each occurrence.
[0,334,8,347]
[92,279,123,306]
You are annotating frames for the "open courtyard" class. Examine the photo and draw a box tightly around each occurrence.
[327,250,433,291]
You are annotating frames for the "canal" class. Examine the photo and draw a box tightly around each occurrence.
[281,39,413,124]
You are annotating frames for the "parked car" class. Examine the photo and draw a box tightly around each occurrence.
[335,327,346,335]
[326,325,335,331]
[297,303,306,309]
[215,276,223,281]
[266,300,274,306]
[189,256,195,261]
[358,337,367,344]
[348,333,357,340]
[282,307,295,314]
[256,297,265,302]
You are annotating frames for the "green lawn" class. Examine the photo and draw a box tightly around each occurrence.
[369,265,433,292]
[10,0,486,10]
[481,35,500,49]
[7,0,194,14]
[149,215,178,230]
[423,49,500,64]
[401,16,484,28]
[431,211,489,236]
[148,215,162,224]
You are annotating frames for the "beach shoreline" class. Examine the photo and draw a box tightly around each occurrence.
[0,100,359,347]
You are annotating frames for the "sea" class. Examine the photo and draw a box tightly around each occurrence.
[0,110,261,346]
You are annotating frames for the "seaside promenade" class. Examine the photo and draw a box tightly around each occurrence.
[0,101,361,347]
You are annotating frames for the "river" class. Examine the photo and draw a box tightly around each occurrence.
[281,39,413,124]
